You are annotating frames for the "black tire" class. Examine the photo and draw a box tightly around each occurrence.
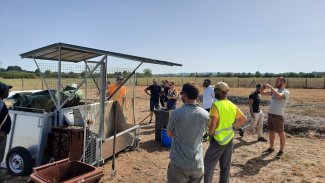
[6,146,34,176]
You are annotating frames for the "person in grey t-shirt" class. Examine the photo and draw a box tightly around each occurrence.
[261,77,289,158]
[167,83,209,183]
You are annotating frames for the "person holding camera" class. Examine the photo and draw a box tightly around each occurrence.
[261,77,290,158]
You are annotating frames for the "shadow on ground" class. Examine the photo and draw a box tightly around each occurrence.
[232,152,278,177]
[140,140,170,153]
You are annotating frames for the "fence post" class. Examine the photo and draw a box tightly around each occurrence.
[305,78,308,88]
[42,79,44,90]
[237,77,240,87]
[324,78,325,89]
[268,78,271,84]
[147,77,149,86]
[287,78,289,88]
[182,75,184,85]
[21,78,24,90]
[222,78,224,82]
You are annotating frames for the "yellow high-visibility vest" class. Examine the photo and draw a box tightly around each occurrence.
[213,100,237,145]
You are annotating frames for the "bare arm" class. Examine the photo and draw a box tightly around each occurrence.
[208,116,218,136]
[264,84,286,99]
[233,114,248,129]
[260,87,272,96]
[144,88,150,96]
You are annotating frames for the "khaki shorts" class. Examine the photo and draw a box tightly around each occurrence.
[268,113,285,133]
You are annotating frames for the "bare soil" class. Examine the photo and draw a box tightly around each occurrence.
[1,87,325,183]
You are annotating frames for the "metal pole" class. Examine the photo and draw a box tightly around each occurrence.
[21,78,24,90]
[58,46,62,126]
[132,72,136,124]
[112,103,118,176]
[98,56,107,166]
[305,78,308,88]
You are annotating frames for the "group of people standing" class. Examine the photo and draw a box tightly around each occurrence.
[165,77,289,183]
[144,79,179,123]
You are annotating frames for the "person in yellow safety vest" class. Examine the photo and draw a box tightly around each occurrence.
[204,82,248,183]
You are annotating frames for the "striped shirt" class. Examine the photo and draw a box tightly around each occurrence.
[167,103,209,170]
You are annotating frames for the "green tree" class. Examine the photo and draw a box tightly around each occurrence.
[255,71,261,77]
[6,65,23,72]
[143,68,152,77]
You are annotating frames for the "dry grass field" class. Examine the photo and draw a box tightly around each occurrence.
[1,85,325,183]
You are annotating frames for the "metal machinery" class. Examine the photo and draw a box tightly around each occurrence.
[1,43,181,176]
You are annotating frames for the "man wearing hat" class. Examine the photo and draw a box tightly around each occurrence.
[0,82,12,163]
[107,75,127,109]
[204,82,247,183]
[144,79,162,123]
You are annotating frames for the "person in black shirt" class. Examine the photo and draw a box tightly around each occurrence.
[145,79,162,123]
[159,80,166,108]
[163,80,170,108]
[0,82,12,163]
[239,84,267,142]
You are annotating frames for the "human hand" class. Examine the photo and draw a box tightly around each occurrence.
[264,84,272,89]
[251,112,255,118]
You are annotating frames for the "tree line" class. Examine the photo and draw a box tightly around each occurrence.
[0,65,324,79]
[0,65,154,79]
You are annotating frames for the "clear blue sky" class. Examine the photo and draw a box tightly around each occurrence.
[0,0,324,74]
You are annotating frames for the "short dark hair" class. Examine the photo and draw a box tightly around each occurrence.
[256,84,262,88]
[203,79,211,87]
[182,82,199,100]
[277,77,286,83]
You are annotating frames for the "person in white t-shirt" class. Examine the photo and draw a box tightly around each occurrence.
[202,79,216,112]
[202,79,216,142]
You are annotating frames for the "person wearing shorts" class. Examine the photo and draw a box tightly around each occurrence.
[145,79,161,123]
[261,77,289,158]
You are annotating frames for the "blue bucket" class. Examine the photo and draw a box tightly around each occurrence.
[161,129,172,147]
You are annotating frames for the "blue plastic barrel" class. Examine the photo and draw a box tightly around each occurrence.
[161,129,172,147]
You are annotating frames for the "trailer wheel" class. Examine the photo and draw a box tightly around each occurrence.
[6,147,33,176]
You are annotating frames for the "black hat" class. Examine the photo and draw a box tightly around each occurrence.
[0,82,12,95]
[116,75,124,81]
[256,84,262,88]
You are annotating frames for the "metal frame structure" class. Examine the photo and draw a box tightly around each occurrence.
[20,42,182,171]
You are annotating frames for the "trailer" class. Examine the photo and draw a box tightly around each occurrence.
[1,43,181,176]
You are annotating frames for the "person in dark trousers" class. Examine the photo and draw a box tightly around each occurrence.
[159,80,166,108]
[261,77,290,158]
[144,79,162,123]
[0,82,12,163]
[204,82,247,183]
[239,84,267,142]
[163,80,170,108]
[167,83,209,183]
[167,82,178,110]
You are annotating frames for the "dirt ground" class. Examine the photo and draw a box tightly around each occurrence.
[1,87,325,183]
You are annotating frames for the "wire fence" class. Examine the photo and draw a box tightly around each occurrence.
[136,77,325,89]
[1,77,325,89]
